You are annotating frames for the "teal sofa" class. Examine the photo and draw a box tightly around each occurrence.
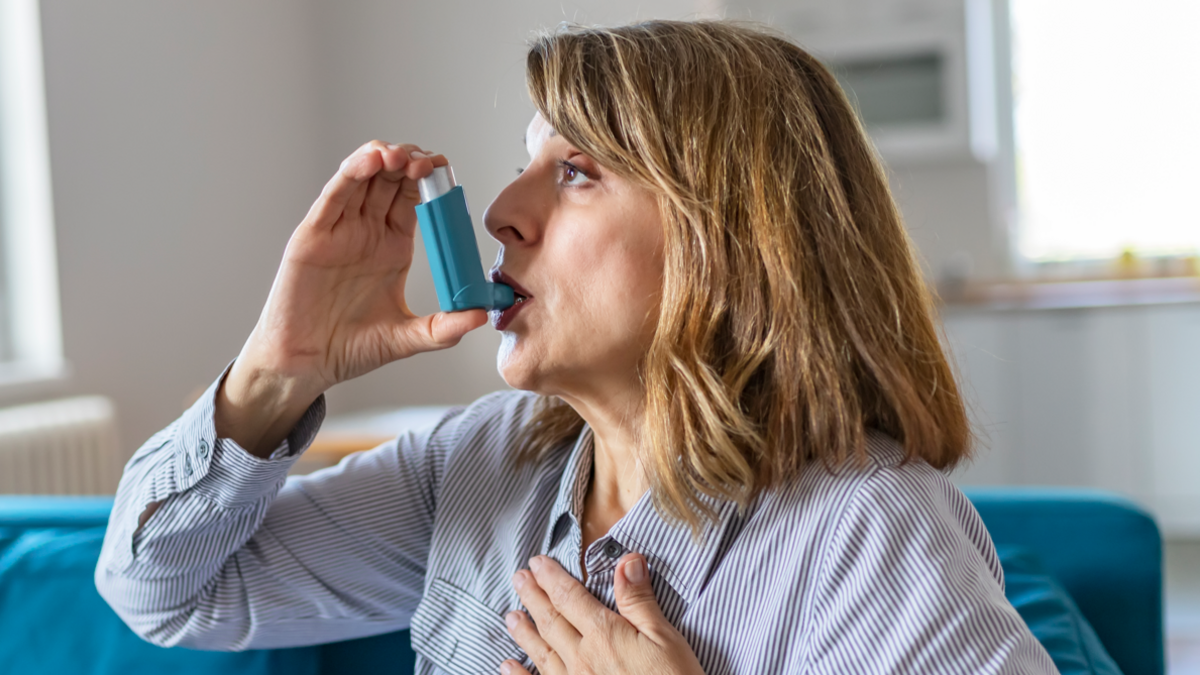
[0,489,1163,675]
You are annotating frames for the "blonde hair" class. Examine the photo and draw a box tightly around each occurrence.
[517,20,971,533]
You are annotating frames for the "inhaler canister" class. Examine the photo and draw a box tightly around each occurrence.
[415,166,515,312]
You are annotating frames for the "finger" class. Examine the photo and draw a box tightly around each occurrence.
[305,145,385,230]
[528,555,610,634]
[614,553,669,636]
[362,141,442,222]
[404,149,449,180]
[387,151,450,234]
[512,567,581,654]
[498,659,534,675]
[361,142,409,222]
[343,153,377,217]
[504,612,565,675]
[392,309,487,356]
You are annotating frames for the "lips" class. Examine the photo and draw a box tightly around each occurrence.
[489,269,533,331]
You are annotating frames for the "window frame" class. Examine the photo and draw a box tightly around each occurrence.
[0,0,67,392]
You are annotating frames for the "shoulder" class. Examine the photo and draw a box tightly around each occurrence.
[758,430,1001,587]
[424,390,541,457]
[834,432,988,541]
[782,430,986,528]
[423,390,558,487]
[771,433,1053,671]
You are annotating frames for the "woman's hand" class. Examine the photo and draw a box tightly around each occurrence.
[217,141,488,455]
[502,554,705,675]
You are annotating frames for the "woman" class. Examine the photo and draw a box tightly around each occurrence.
[97,20,1055,674]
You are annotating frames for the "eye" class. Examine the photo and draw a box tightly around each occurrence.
[558,160,591,186]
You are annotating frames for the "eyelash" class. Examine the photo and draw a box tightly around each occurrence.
[513,161,592,186]
[558,160,591,186]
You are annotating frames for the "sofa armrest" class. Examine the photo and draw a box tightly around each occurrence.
[0,496,115,529]
[964,487,1164,675]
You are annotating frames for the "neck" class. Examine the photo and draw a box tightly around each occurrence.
[558,384,649,548]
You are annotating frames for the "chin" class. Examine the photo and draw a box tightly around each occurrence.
[495,332,539,392]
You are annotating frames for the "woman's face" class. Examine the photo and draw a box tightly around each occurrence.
[483,113,664,404]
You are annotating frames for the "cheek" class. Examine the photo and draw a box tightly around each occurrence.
[563,251,660,344]
[563,229,660,323]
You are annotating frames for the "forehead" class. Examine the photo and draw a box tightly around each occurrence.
[524,113,558,158]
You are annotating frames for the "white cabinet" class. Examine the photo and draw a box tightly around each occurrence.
[1146,306,1200,534]
[942,302,1200,535]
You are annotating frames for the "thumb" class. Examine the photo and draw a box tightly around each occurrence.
[614,553,668,632]
[397,309,488,355]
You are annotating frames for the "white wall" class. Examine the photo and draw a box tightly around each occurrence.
[34,0,327,449]
[28,0,716,454]
[25,0,1009,459]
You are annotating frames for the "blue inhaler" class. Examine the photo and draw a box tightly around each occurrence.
[414,166,514,312]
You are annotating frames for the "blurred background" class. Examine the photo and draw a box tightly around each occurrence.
[0,0,1196,670]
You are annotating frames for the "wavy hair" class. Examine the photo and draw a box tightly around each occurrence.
[516,20,971,534]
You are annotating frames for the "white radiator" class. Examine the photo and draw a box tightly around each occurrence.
[0,396,121,495]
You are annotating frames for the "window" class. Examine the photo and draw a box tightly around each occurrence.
[1010,0,1200,262]
[0,0,65,386]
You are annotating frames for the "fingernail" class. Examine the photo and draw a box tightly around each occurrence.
[387,143,400,150]
[626,557,645,583]
[528,556,543,572]
[512,571,526,590]
[499,661,512,675]
[411,150,428,159]
[505,611,521,630]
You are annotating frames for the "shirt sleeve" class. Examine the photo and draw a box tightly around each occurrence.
[802,469,1060,674]
[94,362,467,651]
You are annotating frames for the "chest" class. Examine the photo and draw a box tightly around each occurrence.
[408,487,821,675]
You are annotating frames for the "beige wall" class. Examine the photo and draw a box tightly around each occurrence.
[29,0,1001,456]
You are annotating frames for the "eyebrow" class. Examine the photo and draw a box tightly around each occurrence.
[522,129,558,146]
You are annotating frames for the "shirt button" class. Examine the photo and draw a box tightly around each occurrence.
[183,461,193,477]
[602,540,624,560]
[198,439,210,459]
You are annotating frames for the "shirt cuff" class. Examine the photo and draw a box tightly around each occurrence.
[173,360,326,506]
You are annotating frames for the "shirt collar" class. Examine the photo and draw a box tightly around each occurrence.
[540,425,593,554]
[540,424,749,606]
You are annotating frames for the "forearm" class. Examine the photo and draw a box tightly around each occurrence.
[96,364,324,648]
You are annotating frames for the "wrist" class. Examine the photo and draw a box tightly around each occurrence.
[216,354,324,458]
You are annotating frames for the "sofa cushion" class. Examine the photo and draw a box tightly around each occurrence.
[0,526,320,675]
[998,544,1123,675]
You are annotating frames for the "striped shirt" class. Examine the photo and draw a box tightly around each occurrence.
[96,367,1057,674]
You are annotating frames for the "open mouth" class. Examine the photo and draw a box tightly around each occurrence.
[489,269,533,331]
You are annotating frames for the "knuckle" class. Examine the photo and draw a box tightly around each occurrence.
[597,610,620,634]
[540,606,563,634]
[551,580,583,607]
[532,643,555,665]
[548,583,570,606]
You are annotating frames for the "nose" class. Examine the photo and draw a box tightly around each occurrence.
[483,172,540,247]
